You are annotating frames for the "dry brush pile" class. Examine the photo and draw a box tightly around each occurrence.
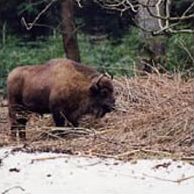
[0,73,193,161]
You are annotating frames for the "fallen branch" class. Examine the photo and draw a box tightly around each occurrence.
[143,173,194,184]
[31,155,69,163]
[2,186,25,194]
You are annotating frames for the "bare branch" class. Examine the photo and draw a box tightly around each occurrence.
[20,0,194,35]
[94,0,138,14]
[164,0,170,29]
[140,0,194,21]
[179,40,194,64]
[75,0,83,8]
[2,186,25,194]
[95,0,194,35]
[21,0,58,31]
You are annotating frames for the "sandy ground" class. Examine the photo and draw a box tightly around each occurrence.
[0,147,194,194]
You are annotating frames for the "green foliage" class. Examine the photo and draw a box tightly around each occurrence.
[79,30,140,76]
[0,29,194,93]
[166,33,194,71]
[0,30,140,92]
[0,34,64,90]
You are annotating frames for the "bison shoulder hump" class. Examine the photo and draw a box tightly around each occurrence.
[7,66,28,83]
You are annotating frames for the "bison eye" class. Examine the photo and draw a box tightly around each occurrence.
[100,89,108,98]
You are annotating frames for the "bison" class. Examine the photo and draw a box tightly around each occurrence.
[7,58,115,140]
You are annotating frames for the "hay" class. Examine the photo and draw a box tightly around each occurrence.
[0,73,193,161]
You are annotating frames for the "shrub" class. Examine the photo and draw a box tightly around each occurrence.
[166,33,194,72]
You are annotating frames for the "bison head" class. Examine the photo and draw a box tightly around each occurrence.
[89,74,115,118]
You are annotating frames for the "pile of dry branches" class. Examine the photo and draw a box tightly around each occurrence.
[0,73,193,161]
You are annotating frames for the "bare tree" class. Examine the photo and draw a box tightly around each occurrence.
[61,0,80,62]
[94,0,194,71]
[21,0,194,35]
[22,0,81,62]
[20,0,194,68]
[94,0,194,34]
[137,0,166,72]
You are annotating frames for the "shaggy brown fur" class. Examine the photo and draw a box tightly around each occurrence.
[7,58,115,140]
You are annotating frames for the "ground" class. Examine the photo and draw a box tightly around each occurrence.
[0,148,194,194]
[0,74,193,161]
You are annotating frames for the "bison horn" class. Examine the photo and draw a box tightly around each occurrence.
[96,74,105,87]
[90,74,104,95]
[104,72,113,80]
[96,72,113,87]
[90,73,113,94]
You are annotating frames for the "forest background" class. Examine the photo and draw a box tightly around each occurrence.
[0,0,194,93]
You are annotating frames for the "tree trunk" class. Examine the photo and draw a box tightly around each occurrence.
[61,0,80,62]
[137,0,166,72]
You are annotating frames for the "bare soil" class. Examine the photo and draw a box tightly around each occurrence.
[0,73,193,161]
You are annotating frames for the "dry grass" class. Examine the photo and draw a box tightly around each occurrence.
[0,73,193,161]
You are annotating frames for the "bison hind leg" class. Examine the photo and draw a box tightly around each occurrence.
[17,118,27,140]
[10,118,28,141]
[9,105,28,141]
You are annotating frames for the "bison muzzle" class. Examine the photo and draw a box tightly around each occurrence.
[7,58,115,140]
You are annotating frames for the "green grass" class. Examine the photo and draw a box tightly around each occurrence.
[0,34,64,90]
[79,32,139,75]
[166,33,194,71]
[0,29,193,93]
[0,30,140,91]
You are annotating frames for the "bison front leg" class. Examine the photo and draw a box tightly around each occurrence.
[52,110,65,127]
[65,110,80,127]
[8,105,28,140]
[51,110,79,127]
[66,115,79,127]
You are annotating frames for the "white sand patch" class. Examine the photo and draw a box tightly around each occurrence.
[0,147,194,194]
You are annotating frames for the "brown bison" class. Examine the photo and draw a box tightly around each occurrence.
[7,58,115,140]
